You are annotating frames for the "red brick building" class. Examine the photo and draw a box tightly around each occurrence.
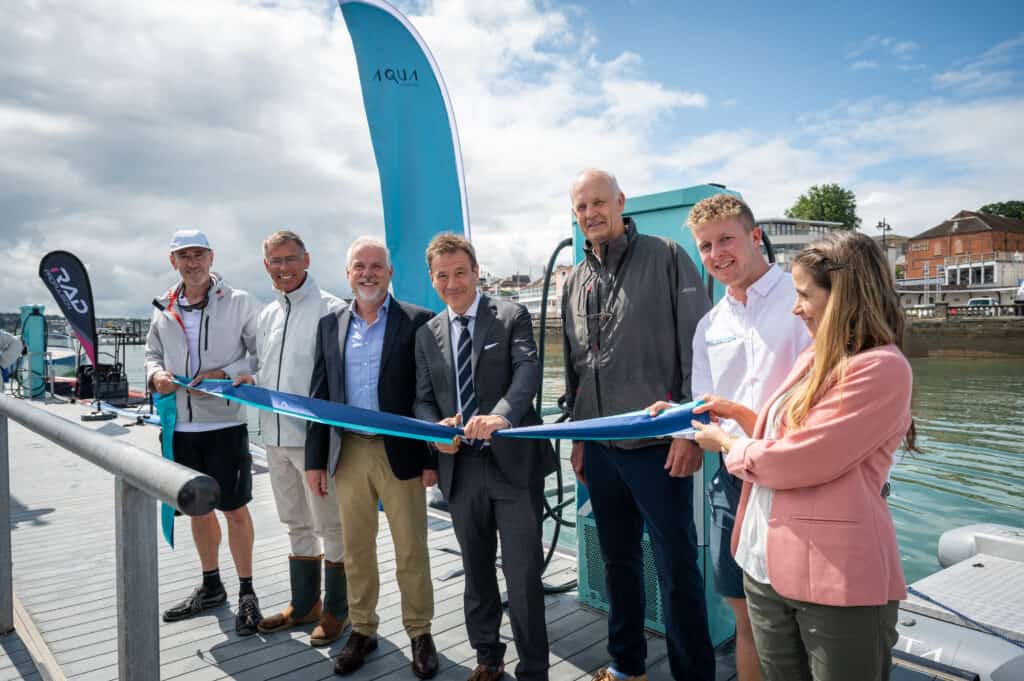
[905,210,1024,282]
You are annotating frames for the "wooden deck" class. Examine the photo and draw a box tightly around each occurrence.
[1,398,736,681]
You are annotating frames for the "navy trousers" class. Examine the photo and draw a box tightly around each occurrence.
[584,441,715,681]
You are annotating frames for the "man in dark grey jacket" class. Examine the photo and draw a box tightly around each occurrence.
[562,169,714,681]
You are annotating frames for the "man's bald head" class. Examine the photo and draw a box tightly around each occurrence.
[570,168,621,198]
[570,168,626,245]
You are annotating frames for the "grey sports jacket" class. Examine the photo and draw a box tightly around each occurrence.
[561,217,711,449]
[145,275,259,425]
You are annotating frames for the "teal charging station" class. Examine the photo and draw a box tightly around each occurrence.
[573,184,738,647]
[19,304,47,399]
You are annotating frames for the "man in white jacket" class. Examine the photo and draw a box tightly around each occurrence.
[236,230,349,645]
[146,229,262,634]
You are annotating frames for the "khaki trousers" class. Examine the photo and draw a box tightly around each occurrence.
[335,433,433,638]
[265,445,344,562]
[744,574,899,681]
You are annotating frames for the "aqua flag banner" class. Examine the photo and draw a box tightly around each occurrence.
[176,378,708,442]
[339,0,470,311]
[155,393,178,548]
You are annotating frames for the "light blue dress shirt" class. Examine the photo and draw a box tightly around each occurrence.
[344,295,389,412]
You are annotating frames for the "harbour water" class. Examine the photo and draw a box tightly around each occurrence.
[113,339,1024,584]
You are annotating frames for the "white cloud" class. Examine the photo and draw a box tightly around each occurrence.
[933,33,1023,94]
[1,2,1020,323]
[846,34,921,71]
[0,0,708,316]
[850,60,879,71]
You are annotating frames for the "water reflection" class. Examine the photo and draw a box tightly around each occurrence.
[537,335,1024,583]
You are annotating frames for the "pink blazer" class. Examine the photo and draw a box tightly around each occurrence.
[726,344,911,606]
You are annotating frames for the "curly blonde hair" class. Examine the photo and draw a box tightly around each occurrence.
[687,194,756,232]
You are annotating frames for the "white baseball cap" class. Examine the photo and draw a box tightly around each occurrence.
[169,229,212,253]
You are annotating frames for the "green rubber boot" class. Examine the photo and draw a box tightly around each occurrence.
[258,555,322,633]
[310,559,349,646]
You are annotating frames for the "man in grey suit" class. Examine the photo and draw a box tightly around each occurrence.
[414,233,555,681]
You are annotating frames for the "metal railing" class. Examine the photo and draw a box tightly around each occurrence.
[948,304,1023,318]
[0,395,219,681]
[903,303,1024,319]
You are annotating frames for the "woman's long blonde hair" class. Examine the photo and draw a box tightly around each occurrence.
[786,231,918,450]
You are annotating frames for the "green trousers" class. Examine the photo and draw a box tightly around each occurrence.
[743,574,899,681]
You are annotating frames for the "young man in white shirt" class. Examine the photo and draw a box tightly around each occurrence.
[652,194,809,681]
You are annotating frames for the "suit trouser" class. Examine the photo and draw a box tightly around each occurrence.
[743,575,899,681]
[335,433,433,638]
[265,445,344,562]
[448,453,550,681]
[584,441,715,681]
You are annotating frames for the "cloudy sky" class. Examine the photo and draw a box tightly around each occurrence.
[2,0,1022,317]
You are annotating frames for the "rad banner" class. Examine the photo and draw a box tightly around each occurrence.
[38,250,98,366]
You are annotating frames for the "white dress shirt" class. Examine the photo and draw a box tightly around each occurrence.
[681,265,810,438]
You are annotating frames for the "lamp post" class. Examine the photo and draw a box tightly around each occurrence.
[876,217,891,250]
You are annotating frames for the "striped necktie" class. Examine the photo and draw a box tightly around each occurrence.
[455,315,478,420]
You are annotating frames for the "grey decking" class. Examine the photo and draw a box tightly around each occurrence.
[0,631,41,681]
[2,399,735,681]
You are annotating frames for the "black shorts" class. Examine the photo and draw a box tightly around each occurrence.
[172,424,252,511]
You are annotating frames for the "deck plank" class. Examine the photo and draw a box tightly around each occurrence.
[5,399,730,680]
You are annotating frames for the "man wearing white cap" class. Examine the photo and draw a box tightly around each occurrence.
[144,229,263,634]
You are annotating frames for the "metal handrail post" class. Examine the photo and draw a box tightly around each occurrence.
[0,414,12,634]
[0,396,220,674]
[115,477,159,680]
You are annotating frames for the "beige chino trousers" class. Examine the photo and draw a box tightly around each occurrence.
[335,433,433,638]
[266,445,344,562]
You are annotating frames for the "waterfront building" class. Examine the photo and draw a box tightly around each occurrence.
[900,210,1024,306]
[755,217,844,270]
[515,265,572,322]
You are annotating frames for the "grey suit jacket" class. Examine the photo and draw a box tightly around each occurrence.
[414,294,556,500]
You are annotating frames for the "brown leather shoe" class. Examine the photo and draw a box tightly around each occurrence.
[467,663,505,681]
[333,631,378,675]
[591,668,647,681]
[258,600,322,633]
[410,633,439,679]
[311,610,349,647]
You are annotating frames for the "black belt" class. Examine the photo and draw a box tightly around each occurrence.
[346,431,383,442]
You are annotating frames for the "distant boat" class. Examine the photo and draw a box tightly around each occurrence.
[45,328,81,377]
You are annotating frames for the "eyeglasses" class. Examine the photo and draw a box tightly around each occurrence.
[267,255,304,266]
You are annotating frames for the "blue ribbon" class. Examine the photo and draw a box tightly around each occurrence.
[155,393,177,548]
[173,378,708,442]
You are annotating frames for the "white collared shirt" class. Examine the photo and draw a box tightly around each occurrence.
[681,265,810,437]
[447,291,481,415]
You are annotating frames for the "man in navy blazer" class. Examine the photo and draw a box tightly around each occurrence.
[414,233,555,681]
[305,236,438,679]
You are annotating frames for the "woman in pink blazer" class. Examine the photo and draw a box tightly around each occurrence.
[692,231,916,681]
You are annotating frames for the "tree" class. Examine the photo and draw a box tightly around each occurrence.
[979,201,1024,220]
[785,184,861,231]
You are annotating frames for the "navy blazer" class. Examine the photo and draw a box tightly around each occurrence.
[305,297,433,480]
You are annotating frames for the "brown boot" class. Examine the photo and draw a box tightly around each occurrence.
[311,559,349,646]
[258,555,322,633]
